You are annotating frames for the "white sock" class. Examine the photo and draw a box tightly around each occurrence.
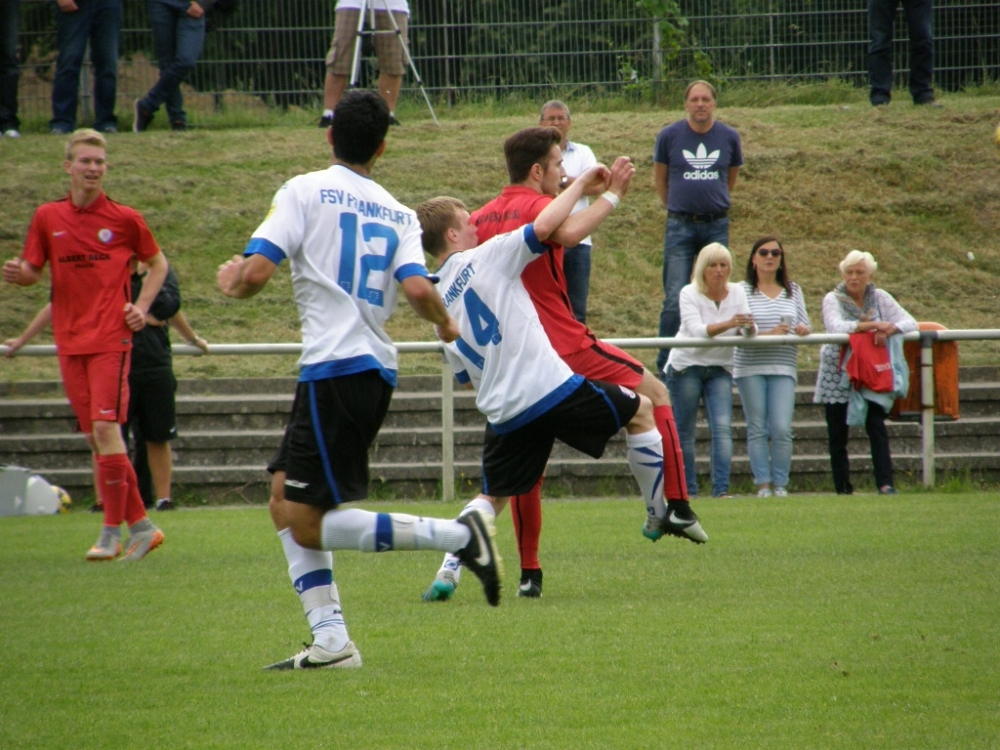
[436,496,496,585]
[627,429,667,520]
[320,507,470,552]
[278,528,349,652]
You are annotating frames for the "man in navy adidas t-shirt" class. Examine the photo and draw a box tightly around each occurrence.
[652,80,743,376]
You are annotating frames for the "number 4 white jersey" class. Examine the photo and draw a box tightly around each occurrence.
[244,164,432,385]
[437,225,582,433]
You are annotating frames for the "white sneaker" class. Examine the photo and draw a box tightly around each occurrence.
[757,487,774,498]
[774,487,789,497]
[264,640,362,670]
[2,129,21,138]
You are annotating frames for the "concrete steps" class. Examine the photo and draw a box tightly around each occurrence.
[2,366,999,501]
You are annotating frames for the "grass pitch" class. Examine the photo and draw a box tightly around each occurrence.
[1,493,997,749]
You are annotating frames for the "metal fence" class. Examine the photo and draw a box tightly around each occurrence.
[10,0,1000,123]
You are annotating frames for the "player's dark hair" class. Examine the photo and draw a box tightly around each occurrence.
[746,236,793,297]
[417,197,467,257]
[331,90,390,165]
[503,126,562,184]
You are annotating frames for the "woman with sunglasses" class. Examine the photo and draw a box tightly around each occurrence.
[665,242,754,498]
[734,238,811,498]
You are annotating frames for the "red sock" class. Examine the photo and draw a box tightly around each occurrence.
[96,454,130,526]
[654,405,688,502]
[123,460,148,527]
[510,476,543,571]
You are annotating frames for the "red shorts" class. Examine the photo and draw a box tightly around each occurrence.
[58,351,131,434]
[560,340,645,390]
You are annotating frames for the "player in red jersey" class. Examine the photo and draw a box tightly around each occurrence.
[423,126,707,602]
[3,128,169,561]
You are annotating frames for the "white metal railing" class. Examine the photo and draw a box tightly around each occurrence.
[5,329,1000,499]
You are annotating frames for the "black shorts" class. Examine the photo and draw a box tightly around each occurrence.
[270,371,393,509]
[127,369,177,443]
[481,379,640,497]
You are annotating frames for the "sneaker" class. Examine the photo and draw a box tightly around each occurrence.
[264,641,362,670]
[169,120,187,131]
[660,501,708,544]
[155,498,175,511]
[96,124,118,134]
[878,486,899,495]
[133,100,153,132]
[774,487,789,498]
[121,525,165,561]
[51,127,71,135]
[421,571,457,602]
[757,487,774,498]
[86,529,122,561]
[318,113,333,128]
[2,129,20,138]
[454,510,502,606]
[517,579,542,598]
[389,113,401,126]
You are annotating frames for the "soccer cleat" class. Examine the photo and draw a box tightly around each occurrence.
[642,514,665,542]
[86,530,122,561]
[454,510,502,606]
[318,113,333,128]
[517,579,542,598]
[133,100,153,132]
[264,641,362,670]
[121,526,165,561]
[155,498,175,511]
[421,571,457,602]
[89,501,105,514]
[659,502,708,544]
[388,113,401,126]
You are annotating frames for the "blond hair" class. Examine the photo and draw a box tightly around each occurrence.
[65,128,107,161]
[416,196,467,257]
[692,242,732,295]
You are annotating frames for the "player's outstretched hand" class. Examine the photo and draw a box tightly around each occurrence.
[435,317,460,345]
[123,303,147,332]
[3,258,22,284]
[606,156,635,199]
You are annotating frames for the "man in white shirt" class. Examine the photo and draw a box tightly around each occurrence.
[217,90,500,671]
[539,100,597,323]
[414,156,707,602]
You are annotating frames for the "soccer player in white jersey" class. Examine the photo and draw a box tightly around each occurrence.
[217,91,502,671]
[415,157,706,599]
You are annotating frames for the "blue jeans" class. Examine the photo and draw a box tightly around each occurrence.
[0,0,19,131]
[736,374,797,489]
[562,242,591,324]
[867,0,934,104]
[50,0,121,132]
[666,364,733,497]
[140,0,206,125]
[656,216,730,376]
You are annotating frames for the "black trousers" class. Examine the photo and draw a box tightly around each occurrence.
[824,401,895,493]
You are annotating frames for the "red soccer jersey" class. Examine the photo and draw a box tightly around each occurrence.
[22,193,161,355]
[470,185,595,356]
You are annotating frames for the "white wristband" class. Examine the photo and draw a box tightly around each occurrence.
[601,191,620,209]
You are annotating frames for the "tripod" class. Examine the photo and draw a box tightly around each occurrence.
[348,0,439,125]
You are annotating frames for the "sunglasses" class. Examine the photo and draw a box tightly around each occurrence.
[756,248,782,258]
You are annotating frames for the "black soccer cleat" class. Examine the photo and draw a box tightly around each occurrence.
[454,510,502,606]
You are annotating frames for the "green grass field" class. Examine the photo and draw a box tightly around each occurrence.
[2,494,997,749]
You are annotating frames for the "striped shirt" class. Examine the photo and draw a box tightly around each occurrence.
[733,281,811,380]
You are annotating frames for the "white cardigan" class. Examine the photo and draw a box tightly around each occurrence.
[666,282,752,373]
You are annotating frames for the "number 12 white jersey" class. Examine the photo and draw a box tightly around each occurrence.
[437,225,582,433]
[244,164,432,385]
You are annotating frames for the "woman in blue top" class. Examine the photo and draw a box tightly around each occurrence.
[734,238,811,497]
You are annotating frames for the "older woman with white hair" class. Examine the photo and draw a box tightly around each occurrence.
[664,243,754,499]
[813,250,917,495]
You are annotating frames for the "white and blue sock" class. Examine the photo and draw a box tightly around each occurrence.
[278,528,348,652]
[627,429,667,520]
[320,507,470,553]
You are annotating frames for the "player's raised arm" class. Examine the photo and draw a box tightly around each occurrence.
[547,156,634,247]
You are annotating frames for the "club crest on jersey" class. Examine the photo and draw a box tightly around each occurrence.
[97,228,113,243]
[618,385,637,399]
